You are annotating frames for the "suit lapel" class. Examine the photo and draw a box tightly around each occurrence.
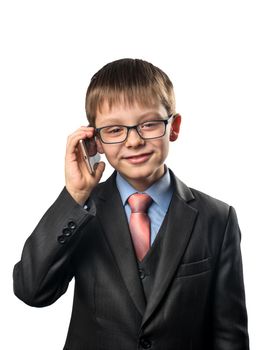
[94,173,146,316]
[142,173,198,326]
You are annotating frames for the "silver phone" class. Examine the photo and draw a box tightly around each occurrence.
[79,138,101,175]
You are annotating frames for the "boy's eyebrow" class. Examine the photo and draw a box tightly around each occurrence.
[139,111,164,118]
[99,111,164,125]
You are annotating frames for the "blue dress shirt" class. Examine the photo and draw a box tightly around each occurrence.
[116,168,174,245]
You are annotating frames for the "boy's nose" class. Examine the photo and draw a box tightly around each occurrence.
[125,128,145,147]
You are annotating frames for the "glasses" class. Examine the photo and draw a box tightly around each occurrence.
[96,114,175,144]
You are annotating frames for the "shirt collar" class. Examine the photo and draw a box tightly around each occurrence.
[116,166,173,212]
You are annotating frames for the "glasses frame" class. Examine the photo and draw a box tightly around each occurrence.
[95,114,175,144]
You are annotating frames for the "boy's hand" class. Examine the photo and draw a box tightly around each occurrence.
[65,126,105,205]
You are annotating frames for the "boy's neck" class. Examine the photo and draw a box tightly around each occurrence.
[119,165,166,192]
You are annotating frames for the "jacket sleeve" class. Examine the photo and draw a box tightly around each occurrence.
[13,187,95,307]
[213,206,249,350]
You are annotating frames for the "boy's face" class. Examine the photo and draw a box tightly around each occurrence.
[95,102,180,191]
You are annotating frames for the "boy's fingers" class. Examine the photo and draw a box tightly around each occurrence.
[68,127,95,142]
[66,128,94,155]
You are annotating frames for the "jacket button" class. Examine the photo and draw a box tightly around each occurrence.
[68,221,77,230]
[139,268,146,279]
[63,227,72,237]
[57,235,66,244]
[140,338,152,349]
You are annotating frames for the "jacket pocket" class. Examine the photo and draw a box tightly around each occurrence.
[176,257,212,278]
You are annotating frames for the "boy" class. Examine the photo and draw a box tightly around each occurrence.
[13,58,249,349]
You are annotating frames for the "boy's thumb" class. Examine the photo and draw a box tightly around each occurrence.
[94,161,106,179]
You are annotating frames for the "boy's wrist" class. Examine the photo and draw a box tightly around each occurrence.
[66,187,91,206]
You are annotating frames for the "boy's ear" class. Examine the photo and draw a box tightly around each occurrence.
[169,113,181,142]
[96,138,105,154]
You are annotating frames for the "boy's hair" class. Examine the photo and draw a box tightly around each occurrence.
[85,58,176,126]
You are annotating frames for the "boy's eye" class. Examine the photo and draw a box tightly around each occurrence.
[140,121,160,129]
[104,126,125,135]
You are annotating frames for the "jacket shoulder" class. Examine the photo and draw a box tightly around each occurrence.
[189,186,232,221]
[171,171,231,217]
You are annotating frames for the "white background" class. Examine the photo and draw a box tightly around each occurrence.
[1,0,262,349]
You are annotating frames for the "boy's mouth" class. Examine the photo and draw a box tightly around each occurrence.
[123,152,153,164]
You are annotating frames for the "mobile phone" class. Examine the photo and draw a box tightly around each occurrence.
[79,138,101,175]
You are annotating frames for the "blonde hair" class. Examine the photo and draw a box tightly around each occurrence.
[85,58,176,126]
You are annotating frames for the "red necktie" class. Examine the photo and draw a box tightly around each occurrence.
[128,193,152,261]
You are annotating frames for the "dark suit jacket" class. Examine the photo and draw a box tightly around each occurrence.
[13,170,249,350]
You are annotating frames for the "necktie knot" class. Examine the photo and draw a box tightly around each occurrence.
[128,193,152,213]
